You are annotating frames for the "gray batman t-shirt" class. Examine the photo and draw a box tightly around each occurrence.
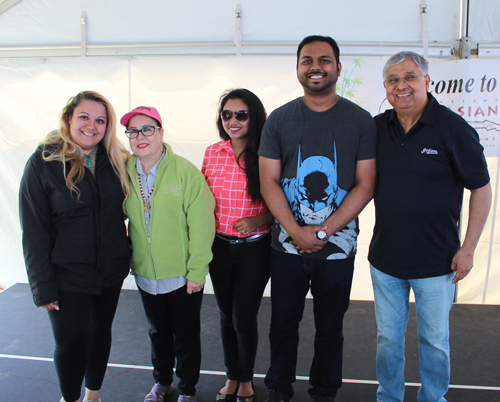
[258,96,376,260]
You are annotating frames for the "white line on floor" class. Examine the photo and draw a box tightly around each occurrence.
[1,353,499,392]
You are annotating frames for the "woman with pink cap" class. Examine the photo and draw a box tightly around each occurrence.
[121,106,215,402]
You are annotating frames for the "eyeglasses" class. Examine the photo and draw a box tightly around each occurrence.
[384,74,427,85]
[125,126,161,139]
[221,110,249,122]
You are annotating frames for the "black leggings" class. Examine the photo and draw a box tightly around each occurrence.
[47,283,122,401]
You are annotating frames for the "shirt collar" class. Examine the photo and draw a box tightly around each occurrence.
[216,139,233,154]
[215,140,246,167]
[417,92,439,126]
[388,92,439,127]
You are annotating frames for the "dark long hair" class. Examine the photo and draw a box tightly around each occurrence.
[216,88,267,202]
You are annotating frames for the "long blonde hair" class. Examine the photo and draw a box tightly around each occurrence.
[41,90,130,199]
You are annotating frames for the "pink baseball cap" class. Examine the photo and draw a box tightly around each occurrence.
[120,106,163,127]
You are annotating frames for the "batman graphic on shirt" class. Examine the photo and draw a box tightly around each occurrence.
[278,142,357,259]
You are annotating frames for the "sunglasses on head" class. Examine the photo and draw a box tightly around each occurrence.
[221,110,249,122]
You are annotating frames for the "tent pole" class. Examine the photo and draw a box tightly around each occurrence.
[127,57,132,111]
[0,0,24,16]
[234,4,242,56]
[420,1,428,58]
[459,0,470,59]
[455,0,469,302]
[483,160,500,304]
[455,205,463,302]
[81,12,87,58]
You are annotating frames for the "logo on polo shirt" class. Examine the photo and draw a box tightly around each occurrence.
[421,148,438,155]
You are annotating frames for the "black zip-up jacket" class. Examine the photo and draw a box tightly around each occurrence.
[19,144,131,307]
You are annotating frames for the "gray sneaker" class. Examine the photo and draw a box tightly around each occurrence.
[145,383,175,402]
[178,395,196,402]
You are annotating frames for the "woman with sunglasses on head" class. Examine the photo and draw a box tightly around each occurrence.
[19,91,131,402]
[202,89,273,402]
[121,106,215,402]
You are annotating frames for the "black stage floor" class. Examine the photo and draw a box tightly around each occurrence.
[0,283,499,401]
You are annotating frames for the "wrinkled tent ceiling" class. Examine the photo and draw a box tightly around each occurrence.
[0,0,498,59]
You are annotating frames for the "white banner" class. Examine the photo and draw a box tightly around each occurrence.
[429,60,500,157]
[370,59,499,157]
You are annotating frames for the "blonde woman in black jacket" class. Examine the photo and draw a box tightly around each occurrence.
[19,91,130,402]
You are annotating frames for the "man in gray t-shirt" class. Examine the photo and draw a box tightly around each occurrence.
[260,95,375,259]
[258,35,376,402]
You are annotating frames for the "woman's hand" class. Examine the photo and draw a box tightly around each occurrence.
[42,301,59,311]
[233,212,274,236]
[233,216,261,236]
[186,280,204,294]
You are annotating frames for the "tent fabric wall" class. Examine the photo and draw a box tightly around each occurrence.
[1,54,499,304]
[469,0,500,43]
[1,0,499,303]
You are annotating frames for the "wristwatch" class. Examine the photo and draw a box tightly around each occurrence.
[316,230,328,241]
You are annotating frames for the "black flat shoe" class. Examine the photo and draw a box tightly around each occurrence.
[236,396,254,402]
[236,381,254,402]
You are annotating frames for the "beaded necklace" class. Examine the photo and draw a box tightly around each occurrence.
[137,172,154,213]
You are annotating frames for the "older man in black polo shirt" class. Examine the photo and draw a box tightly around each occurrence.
[368,51,492,402]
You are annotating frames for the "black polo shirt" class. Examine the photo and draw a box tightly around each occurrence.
[368,93,490,279]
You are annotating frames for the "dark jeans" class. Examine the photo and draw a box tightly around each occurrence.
[47,283,122,402]
[209,234,271,382]
[264,250,354,399]
[139,284,203,396]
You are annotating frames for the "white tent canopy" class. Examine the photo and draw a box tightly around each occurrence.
[0,0,463,54]
[1,0,499,303]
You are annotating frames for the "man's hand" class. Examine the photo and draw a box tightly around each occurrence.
[186,280,204,294]
[290,225,328,253]
[451,247,474,284]
[451,183,492,285]
[42,301,59,311]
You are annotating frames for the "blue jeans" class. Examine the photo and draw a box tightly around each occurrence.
[264,250,355,400]
[209,234,271,382]
[370,266,455,402]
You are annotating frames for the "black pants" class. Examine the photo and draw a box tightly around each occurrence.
[264,251,355,399]
[209,234,271,382]
[47,283,122,402]
[139,284,203,396]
